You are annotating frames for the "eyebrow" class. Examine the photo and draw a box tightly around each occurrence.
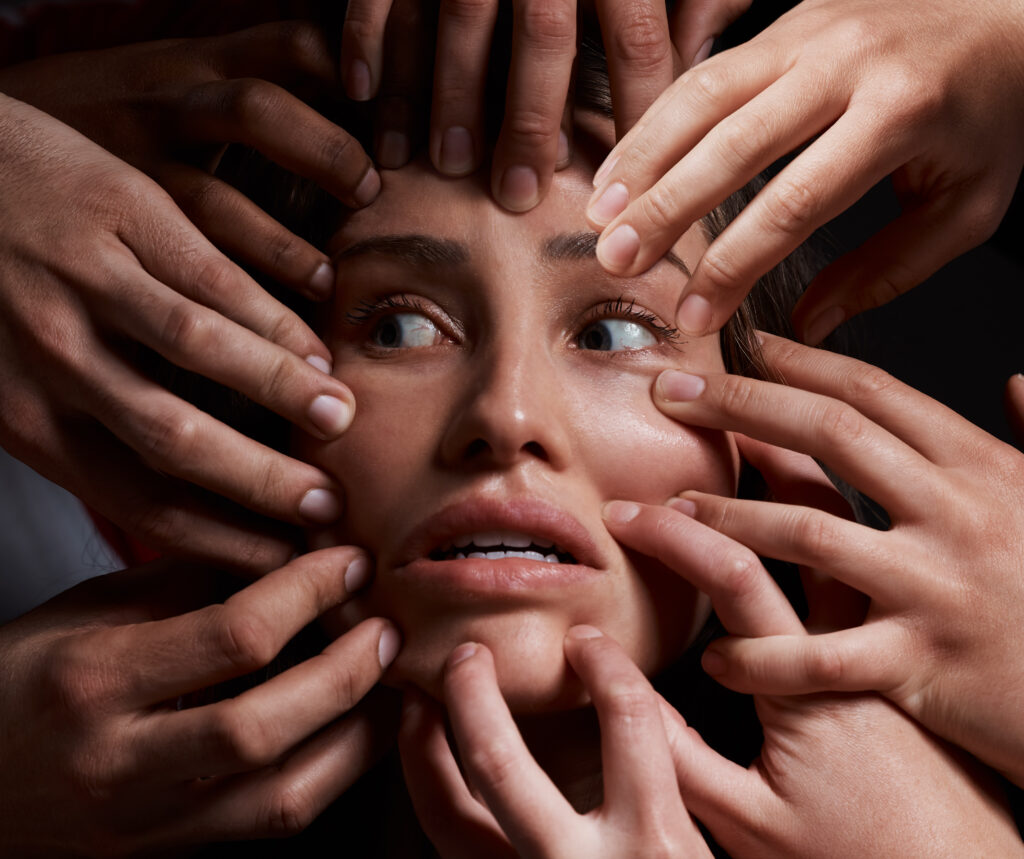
[334,231,691,276]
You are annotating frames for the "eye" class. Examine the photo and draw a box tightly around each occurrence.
[577,319,658,351]
[370,312,445,348]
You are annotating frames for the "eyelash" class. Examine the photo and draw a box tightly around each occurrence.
[586,296,682,346]
[344,293,681,349]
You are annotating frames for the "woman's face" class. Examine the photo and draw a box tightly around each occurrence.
[303,117,739,712]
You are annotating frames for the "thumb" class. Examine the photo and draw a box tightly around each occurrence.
[669,0,752,69]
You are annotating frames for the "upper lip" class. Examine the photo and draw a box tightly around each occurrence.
[395,495,605,570]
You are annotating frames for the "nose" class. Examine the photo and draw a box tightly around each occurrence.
[439,338,572,470]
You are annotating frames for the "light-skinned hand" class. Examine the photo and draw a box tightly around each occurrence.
[398,631,713,858]
[340,0,750,211]
[645,332,1024,788]
[586,0,1024,343]
[0,94,356,569]
[0,547,401,855]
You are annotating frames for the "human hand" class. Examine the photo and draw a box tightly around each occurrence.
[341,0,749,211]
[398,631,712,858]
[644,332,1024,788]
[602,494,1023,856]
[586,0,1024,342]
[0,20,379,296]
[0,547,400,855]
[0,95,359,570]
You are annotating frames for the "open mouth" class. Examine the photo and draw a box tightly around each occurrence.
[429,530,578,565]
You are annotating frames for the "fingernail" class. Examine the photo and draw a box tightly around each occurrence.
[378,624,401,668]
[378,131,410,169]
[354,168,381,207]
[344,555,371,593]
[701,648,726,676]
[299,488,342,523]
[587,181,629,226]
[308,262,335,297]
[347,59,371,101]
[803,305,845,346]
[439,126,475,175]
[602,500,641,524]
[593,153,619,188]
[567,624,602,640]
[597,224,640,270]
[309,395,354,437]
[667,496,697,517]
[305,354,332,375]
[447,642,478,668]
[690,36,714,69]
[556,129,570,166]
[676,293,713,335]
[658,370,706,402]
[498,165,539,212]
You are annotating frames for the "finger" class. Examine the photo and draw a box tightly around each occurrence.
[443,643,578,855]
[341,0,396,100]
[602,501,804,637]
[588,47,778,213]
[793,187,1009,345]
[142,616,399,780]
[594,0,675,137]
[177,688,400,842]
[653,368,939,517]
[754,333,986,466]
[655,696,769,837]
[491,0,577,212]
[430,0,499,176]
[669,0,751,70]
[160,163,335,299]
[206,21,338,88]
[563,627,690,826]
[184,78,380,209]
[26,417,294,572]
[93,271,355,441]
[375,0,430,169]
[109,548,376,705]
[119,192,332,365]
[677,490,917,605]
[1006,374,1024,446]
[701,623,909,698]
[80,356,343,526]
[399,690,515,858]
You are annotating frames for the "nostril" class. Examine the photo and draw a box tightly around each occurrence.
[523,441,547,460]
[464,438,488,459]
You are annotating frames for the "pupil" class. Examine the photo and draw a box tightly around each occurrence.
[583,324,611,351]
[375,318,400,347]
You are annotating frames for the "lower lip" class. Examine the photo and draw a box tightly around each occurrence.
[393,557,598,600]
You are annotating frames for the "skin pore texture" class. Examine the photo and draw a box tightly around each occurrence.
[303,112,739,714]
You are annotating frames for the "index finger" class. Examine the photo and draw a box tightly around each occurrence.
[491,0,577,212]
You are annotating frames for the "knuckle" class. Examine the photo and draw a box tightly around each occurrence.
[211,604,278,673]
[224,78,280,130]
[45,641,107,716]
[209,701,279,768]
[716,374,756,419]
[139,408,202,466]
[465,738,519,792]
[317,132,360,182]
[807,641,846,687]
[276,20,327,64]
[175,174,227,219]
[518,2,575,49]
[718,549,762,600]
[503,107,558,150]
[253,352,294,406]
[265,232,306,276]
[636,184,679,233]
[687,66,728,109]
[698,245,746,294]
[819,400,868,447]
[262,783,318,837]
[326,658,363,711]
[160,301,211,358]
[717,109,774,173]
[801,512,841,564]
[759,174,819,238]
[602,681,653,724]
[607,7,670,70]
[443,0,495,26]
[845,364,898,401]
[125,502,189,550]
[189,254,238,303]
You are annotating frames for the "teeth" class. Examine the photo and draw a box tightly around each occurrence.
[449,531,556,551]
[454,549,561,563]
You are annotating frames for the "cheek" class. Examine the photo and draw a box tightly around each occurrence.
[563,369,738,503]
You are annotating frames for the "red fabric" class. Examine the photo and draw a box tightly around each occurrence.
[86,507,161,566]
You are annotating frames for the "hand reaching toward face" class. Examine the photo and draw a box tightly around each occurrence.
[339,0,751,211]
[0,20,379,296]
[0,548,400,856]
[0,93,357,570]
[398,632,713,859]
[602,491,1023,856]
[586,0,1024,342]
[643,333,1024,788]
